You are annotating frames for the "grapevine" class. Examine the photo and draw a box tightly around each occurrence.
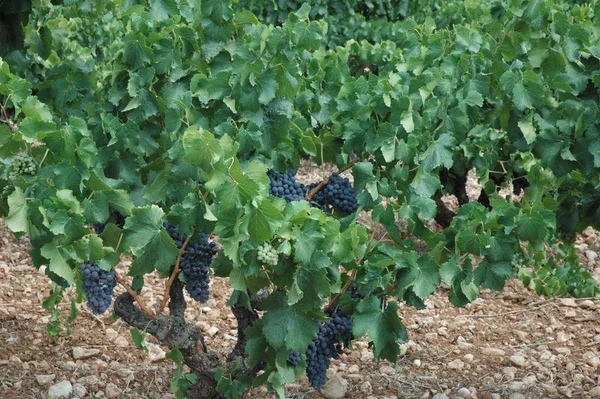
[0,0,598,398]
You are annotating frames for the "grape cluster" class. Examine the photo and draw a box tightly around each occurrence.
[305,309,353,388]
[268,169,306,202]
[287,350,301,366]
[165,222,217,303]
[80,261,117,314]
[308,173,358,215]
[257,243,278,266]
[93,211,127,234]
[8,153,36,181]
[349,283,365,299]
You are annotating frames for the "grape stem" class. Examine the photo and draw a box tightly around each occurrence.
[304,158,360,201]
[115,273,156,319]
[323,267,358,313]
[159,235,192,314]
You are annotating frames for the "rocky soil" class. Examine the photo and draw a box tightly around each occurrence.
[1,165,599,399]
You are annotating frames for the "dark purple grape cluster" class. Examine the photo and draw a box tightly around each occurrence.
[305,309,353,388]
[349,283,365,299]
[268,169,307,202]
[165,223,217,303]
[93,211,126,234]
[80,261,117,314]
[287,350,301,366]
[308,173,358,215]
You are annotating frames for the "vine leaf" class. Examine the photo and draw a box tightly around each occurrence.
[353,298,406,362]
[6,187,28,233]
[40,242,74,285]
[123,206,179,275]
[261,293,319,350]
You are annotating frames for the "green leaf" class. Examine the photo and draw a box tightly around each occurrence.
[261,294,319,350]
[234,10,259,25]
[144,168,171,203]
[40,242,75,285]
[516,212,548,242]
[183,127,223,173]
[149,0,178,21]
[122,206,175,255]
[518,113,537,144]
[248,199,283,243]
[6,187,28,233]
[353,298,406,362]
[474,261,512,291]
[419,133,455,171]
[410,167,440,197]
[456,228,491,256]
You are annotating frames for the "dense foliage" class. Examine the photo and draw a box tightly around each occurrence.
[0,0,599,397]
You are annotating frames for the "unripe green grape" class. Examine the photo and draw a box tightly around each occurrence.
[257,243,278,266]
[7,153,36,181]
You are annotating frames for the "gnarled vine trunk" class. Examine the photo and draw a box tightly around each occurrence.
[113,280,260,399]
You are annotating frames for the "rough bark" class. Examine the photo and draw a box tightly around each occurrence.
[114,291,223,398]
[433,192,456,228]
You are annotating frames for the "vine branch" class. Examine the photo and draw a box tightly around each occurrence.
[159,235,192,314]
[115,273,155,318]
[305,158,360,201]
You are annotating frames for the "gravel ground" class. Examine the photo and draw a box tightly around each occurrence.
[1,163,599,399]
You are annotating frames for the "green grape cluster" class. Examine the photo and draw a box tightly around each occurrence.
[8,153,36,181]
[257,243,278,266]
[511,251,528,268]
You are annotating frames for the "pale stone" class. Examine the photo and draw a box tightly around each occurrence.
[360,381,372,394]
[589,386,600,397]
[432,394,449,399]
[105,382,121,399]
[583,352,600,368]
[348,365,360,373]
[115,336,129,347]
[321,375,348,399]
[510,355,527,367]
[457,387,471,397]
[72,383,87,398]
[585,250,598,261]
[559,298,577,307]
[105,328,118,341]
[47,381,72,399]
[557,331,572,343]
[380,365,396,375]
[503,367,517,378]
[482,347,505,356]
[147,342,166,362]
[578,300,595,309]
[463,354,474,362]
[72,347,100,360]
[555,347,571,355]
[448,359,464,370]
[207,326,219,337]
[35,374,56,386]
